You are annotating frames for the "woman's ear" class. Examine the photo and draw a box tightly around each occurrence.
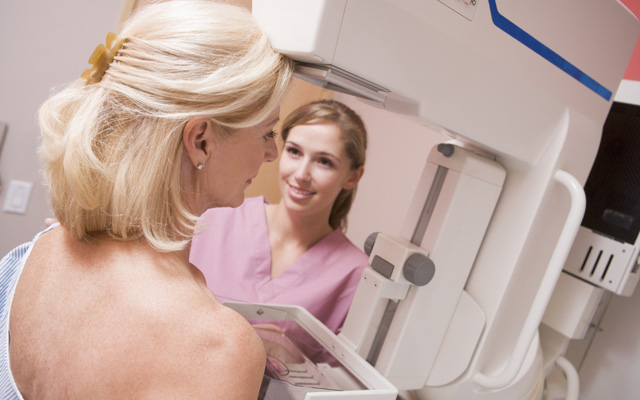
[182,117,215,168]
[343,166,364,190]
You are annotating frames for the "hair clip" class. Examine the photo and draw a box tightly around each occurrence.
[81,32,125,84]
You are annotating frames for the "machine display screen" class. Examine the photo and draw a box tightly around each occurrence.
[582,101,640,244]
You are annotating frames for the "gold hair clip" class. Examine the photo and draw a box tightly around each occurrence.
[81,32,124,84]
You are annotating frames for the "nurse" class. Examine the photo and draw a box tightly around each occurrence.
[190,100,368,335]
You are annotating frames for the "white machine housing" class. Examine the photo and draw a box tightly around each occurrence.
[252,0,639,398]
[340,143,505,389]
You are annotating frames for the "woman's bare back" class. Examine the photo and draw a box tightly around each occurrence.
[9,227,265,399]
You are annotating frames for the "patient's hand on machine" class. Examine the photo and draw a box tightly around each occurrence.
[254,324,304,370]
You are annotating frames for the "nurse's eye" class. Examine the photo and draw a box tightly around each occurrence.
[262,130,277,141]
[286,146,301,157]
[318,157,335,168]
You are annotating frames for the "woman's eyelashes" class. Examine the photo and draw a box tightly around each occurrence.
[285,146,336,169]
[285,145,300,157]
[318,157,335,168]
[263,130,277,141]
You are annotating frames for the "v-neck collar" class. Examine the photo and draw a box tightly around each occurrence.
[251,197,341,300]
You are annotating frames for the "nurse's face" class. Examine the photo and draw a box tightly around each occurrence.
[278,121,360,220]
[206,108,280,208]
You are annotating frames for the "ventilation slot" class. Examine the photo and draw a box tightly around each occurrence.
[579,246,615,282]
[580,246,593,272]
[600,254,614,281]
[590,250,603,277]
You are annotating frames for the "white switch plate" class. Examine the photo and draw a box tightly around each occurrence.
[3,180,33,215]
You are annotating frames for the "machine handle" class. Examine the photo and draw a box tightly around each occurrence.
[473,170,585,389]
[555,356,579,400]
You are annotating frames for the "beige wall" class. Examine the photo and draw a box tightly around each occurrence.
[0,0,125,256]
[123,0,252,18]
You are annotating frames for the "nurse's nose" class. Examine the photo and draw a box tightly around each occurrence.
[294,161,311,183]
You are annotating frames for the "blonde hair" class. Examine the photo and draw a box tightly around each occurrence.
[280,100,367,231]
[38,0,293,252]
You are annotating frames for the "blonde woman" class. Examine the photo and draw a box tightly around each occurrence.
[191,100,368,348]
[0,1,293,399]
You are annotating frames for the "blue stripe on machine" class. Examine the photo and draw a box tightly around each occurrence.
[488,0,612,101]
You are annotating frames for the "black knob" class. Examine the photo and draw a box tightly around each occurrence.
[364,232,380,256]
[403,253,435,286]
[437,143,455,157]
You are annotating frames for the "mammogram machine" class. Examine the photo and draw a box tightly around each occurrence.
[230,1,640,398]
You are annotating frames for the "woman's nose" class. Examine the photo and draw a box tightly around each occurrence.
[264,138,278,163]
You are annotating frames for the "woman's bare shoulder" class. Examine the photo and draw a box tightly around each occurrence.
[12,228,266,399]
[99,254,267,399]
[141,300,267,399]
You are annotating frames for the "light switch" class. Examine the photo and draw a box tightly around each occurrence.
[3,180,33,215]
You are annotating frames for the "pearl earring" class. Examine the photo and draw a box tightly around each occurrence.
[197,163,205,170]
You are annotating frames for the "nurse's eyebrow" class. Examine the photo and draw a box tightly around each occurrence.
[318,151,341,164]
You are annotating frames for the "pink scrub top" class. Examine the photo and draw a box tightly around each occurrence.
[190,196,369,334]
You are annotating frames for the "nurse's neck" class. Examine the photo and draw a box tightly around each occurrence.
[265,202,333,250]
